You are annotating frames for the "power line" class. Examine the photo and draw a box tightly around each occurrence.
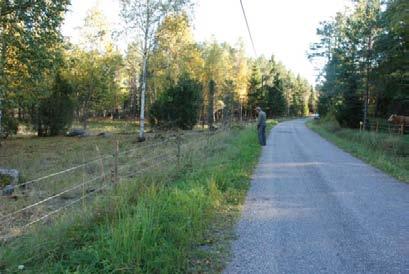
[239,0,257,57]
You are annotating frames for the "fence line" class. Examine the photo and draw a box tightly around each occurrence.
[1,125,237,240]
[360,120,409,135]
[2,148,178,222]
[0,174,106,223]
[17,138,177,189]
[118,138,172,156]
[118,151,176,173]
[124,155,178,179]
[19,153,180,232]
[17,156,112,189]
[22,183,110,229]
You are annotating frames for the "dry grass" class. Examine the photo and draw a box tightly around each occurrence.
[0,120,211,239]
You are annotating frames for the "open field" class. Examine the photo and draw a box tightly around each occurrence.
[1,120,195,181]
[307,118,409,183]
[0,120,276,273]
[0,120,222,239]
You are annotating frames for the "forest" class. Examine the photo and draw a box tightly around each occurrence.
[0,0,315,141]
[310,0,408,129]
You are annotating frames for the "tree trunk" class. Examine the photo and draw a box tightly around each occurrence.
[0,20,7,140]
[82,100,89,130]
[130,75,137,120]
[139,46,148,141]
[207,80,215,130]
[138,4,150,142]
[364,25,373,130]
[83,111,88,130]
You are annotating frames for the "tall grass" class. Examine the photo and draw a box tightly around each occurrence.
[0,123,268,273]
[308,116,409,183]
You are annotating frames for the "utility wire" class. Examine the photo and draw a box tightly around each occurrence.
[239,0,257,57]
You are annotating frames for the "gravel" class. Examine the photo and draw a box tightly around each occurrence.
[224,119,409,274]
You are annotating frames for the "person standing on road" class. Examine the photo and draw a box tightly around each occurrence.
[256,107,266,146]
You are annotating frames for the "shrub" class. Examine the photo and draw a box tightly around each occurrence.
[335,92,362,128]
[150,75,202,130]
[36,74,74,136]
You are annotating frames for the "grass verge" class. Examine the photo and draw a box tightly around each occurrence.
[307,118,409,183]
[0,121,276,273]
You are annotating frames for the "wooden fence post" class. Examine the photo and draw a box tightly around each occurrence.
[376,121,379,133]
[112,140,119,185]
[176,133,181,170]
[82,153,86,206]
[359,121,363,132]
[400,124,404,135]
[206,130,211,159]
[95,145,106,182]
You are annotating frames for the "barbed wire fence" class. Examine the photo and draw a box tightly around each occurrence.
[0,122,254,241]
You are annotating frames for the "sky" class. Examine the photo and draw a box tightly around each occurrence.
[62,0,350,85]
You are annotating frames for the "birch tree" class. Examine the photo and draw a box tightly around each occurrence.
[120,0,193,141]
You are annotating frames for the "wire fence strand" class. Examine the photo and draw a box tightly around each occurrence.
[0,174,106,223]
[22,183,110,229]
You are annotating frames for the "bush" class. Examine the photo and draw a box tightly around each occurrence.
[36,74,74,136]
[335,92,362,128]
[1,112,18,139]
[150,75,202,130]
[318,114,342,133]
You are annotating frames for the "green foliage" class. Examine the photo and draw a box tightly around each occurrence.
[334,75,363,128]
[0,0,70,131]
[247,65,262,112]
[221,80,238,125]
[207,79,216,127]
[149,13,204,102]
[64,47,123,129]
[36,74,74,136]
[247,57,314,118]
[372,0,409,116]
[265,82,287,117]
[317,93,333,117]
[150,75,203,129]
[1,112,18,139]
[310,0,408,127]
[335,93,362,128]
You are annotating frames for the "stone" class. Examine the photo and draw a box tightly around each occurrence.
[0,168,20,186]
[97,132,112,138]
[2,184,15,196]
[66,128,89,137]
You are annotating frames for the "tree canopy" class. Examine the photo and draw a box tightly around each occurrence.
[0,0,318,138]
[310,0,408,127]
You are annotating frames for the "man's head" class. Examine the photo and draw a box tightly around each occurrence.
[255,107,261,113]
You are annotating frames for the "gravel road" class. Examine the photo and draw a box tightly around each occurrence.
[224,119,409,274]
